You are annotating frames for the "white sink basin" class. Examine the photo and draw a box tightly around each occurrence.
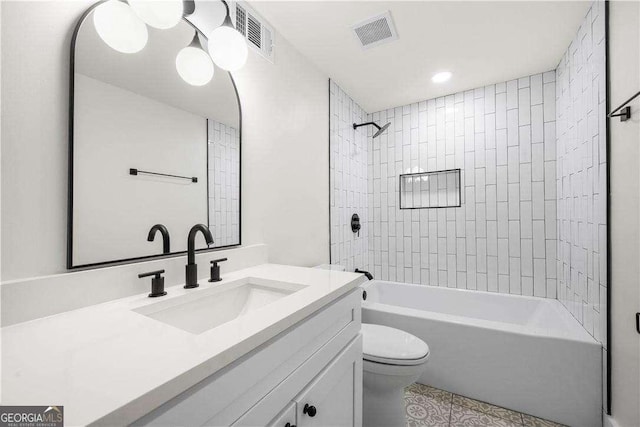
[134,277,306,334]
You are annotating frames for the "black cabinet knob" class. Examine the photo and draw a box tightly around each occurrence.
[303,403,317,417]
[284,423,296,427]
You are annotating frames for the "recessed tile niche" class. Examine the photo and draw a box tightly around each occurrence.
[399,169,461,209]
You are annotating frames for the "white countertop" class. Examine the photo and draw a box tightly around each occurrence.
[1,264,363,426]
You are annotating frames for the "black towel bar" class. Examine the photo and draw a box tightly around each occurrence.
[129,168,197,183]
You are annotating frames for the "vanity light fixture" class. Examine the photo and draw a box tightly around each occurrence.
[128,0,184,29]
[93,0,148,53]
[176,32,215,86]
[432,71,452,83]
[207,1,248,71]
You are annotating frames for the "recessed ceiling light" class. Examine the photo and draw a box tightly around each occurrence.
[432,71,452,83]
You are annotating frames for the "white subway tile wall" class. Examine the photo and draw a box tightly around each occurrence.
[329,81,369,271]
[556,0,607,345]
[208,119,240,247]
[364,74,557,296]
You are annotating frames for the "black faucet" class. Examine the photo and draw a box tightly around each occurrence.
[355,268,373,280]
[147,224,171,254]
[185,224,214,289]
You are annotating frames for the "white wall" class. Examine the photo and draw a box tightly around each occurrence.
[1,2,84,280]
[363,73,558,296]
[609,1,640,426]
[74,74,208,266]
[329,82,369,272]
[1,2,4,387]
[0,1,330,281]
[233,30,329,268]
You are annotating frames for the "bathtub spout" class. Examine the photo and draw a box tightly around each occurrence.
[355,268,373,280]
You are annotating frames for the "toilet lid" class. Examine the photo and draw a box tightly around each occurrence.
[361,323,430,366]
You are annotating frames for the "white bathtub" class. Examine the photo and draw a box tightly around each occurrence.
[361,280,602,427]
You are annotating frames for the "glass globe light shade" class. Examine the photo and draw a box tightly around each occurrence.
[128,0,183,29]
[207,24,248,72]
[176,45,215,86]
[93,0,148,54]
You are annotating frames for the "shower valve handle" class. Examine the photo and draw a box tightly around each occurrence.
[351,213,361,237]
[303,404,317,417]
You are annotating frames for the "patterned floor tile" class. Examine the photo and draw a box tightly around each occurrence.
[404,384,452,426]
[406,383,453,406]
[449,404,523,427]
[452,394,523,424]
[522,414,566,427]
[403,383,567,427]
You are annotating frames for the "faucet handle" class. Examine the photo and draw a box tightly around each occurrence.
[138,269,165,278]
[208,258,228,282]
[138,269,166,297]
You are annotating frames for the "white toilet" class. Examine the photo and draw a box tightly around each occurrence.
[361,323,430,427]
[313,264,430,426]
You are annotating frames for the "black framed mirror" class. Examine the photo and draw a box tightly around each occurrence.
[68,1,241,269]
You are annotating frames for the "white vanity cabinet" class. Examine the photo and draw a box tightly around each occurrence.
[134,289,362,427]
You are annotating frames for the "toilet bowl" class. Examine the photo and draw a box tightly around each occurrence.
[362,323,430,427]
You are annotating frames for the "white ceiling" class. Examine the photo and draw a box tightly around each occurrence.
[250,1,591,112]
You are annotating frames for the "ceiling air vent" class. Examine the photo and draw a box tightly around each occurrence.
[247,13,262,49]
[351,11,398,49]
[231,1,275,63]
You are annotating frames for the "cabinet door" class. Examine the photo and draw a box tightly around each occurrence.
[267,402,296,427]
[295,336,362,427]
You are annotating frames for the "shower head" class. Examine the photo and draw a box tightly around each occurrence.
[352,121,391,138]
[373,122,391,138]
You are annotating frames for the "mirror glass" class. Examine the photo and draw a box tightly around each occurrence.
[70,5,240,268]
